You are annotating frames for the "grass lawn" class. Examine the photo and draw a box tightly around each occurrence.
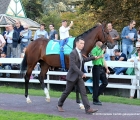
[0,109,77,120]
[0,86,140,106]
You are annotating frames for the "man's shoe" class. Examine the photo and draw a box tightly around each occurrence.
[93,101,102,105]
[86,108,98,114]
[57,105,65,112]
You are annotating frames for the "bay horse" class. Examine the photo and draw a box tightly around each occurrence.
[20,23,115,103]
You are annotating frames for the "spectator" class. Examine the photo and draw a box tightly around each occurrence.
[137,26,140,42]
[59,20,73,40]
[20,25,32,52]
[0,34,6,54]
[130,42,140,58]
[127,48,140,98]
[14,20,24,58]
[48,24,58,40]
[106,23,120,60]
[113,49,127,75]
[34,24,49,40]
[4,24,19,58]
[121,20,137,58]
[0,52,11,78]
[2,26,9,53]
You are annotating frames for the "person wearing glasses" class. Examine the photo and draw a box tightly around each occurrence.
[0,52,11,78]
[48,24,58,40]
[121,20,137,58]
[20,25,32,52]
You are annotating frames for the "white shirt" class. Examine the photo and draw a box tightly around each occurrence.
[59,26,70,39]
[76,48,82,61]
[6,30,14,43]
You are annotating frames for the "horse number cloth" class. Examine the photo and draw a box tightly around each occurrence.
[46,37,75,55]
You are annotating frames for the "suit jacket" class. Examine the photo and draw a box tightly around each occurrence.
[66,49,95,82]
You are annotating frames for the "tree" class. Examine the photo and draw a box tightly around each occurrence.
[21,0,43,20]
[81,0,140,32]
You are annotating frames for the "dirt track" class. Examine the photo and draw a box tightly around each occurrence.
[0,93,140,120]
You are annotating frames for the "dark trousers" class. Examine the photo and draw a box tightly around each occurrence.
[58,78,90,111]
[92,65,108,102]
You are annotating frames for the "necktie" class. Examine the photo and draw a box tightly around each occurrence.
[79,52,83,70]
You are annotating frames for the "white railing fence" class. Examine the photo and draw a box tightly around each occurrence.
[0,58,140,98]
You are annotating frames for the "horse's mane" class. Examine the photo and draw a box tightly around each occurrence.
[73,25,99,48]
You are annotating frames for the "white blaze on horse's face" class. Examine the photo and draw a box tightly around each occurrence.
[77,40,85,50]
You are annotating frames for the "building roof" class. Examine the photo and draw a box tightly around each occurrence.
[0,0,11,14]
[0,14,40,28]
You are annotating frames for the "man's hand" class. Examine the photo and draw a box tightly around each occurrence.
[126,36,129,39]
[106,68,110,74]
[131,38,134,41]
[82,74,86,78]
[9,37,12,40]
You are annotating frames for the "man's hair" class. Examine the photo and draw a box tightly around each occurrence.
[130,20,136,24]
[40,23,45,27]
[75,37,84,42]
[114,49,120,53]
[137,48,140,53]
[62,20,67,22]
[1,52,6,55]
[49,24,54,27]
[8,23,14,27]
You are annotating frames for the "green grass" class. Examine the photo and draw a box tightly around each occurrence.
[0,109,77,120]
[0,86,140,106]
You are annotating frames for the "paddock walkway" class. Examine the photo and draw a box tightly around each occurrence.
[0,93,140,120]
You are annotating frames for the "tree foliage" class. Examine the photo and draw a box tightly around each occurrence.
[21,0,43,20]
[81,0,140,32]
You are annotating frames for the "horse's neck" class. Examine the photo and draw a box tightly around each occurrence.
[82,30,99,56]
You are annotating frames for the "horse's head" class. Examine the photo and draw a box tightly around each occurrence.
[100,23,115,49]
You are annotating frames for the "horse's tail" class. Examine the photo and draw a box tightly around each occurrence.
[20,54,27,78]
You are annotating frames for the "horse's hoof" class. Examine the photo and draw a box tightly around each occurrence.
[26,100,32,103]
[80,106,85,109]
[79,103,85,109]
[46,98,50,102]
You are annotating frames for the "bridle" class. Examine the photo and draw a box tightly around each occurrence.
[101,25,109,47]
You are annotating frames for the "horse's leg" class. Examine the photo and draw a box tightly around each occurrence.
[75,84,85,109]
[39,61,50,102]
[25,66,34,103]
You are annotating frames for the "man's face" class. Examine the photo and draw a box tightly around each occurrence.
[15,21,20,27]
[8,25,13,31]
[130,21,136,28]
[49,25,54,30]
[1,54,6,58]
[114,52,119,56]
[40,25,45,30]
[62,21,67,27]
[107,24,112,31]
[76,40,85,50]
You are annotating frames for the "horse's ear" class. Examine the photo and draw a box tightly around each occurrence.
[102,21,107,28]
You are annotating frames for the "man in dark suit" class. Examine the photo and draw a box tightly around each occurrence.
[57,37,99,114]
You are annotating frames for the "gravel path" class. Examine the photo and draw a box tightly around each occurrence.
[0,93,140,120]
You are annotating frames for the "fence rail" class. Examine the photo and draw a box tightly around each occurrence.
[0,58,140,98]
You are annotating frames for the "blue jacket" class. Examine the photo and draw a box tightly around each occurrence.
[12,30,19,48]
[121,26,137,45]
